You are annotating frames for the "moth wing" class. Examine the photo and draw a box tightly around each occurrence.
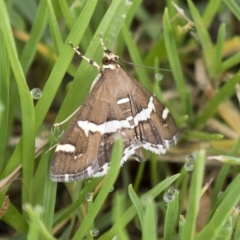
[125,73,179,154]
[51,76,112,182]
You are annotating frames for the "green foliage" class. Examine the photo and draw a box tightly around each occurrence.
[0,0,240,239]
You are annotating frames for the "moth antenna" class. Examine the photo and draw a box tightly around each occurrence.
[99,32,111,54]
[54,106,81,127]
[46,144,58,153]
[119,58,183,76]
[69,41,101,72]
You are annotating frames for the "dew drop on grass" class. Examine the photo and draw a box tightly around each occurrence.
[163,191,174,203]
[217,191,223,198]
[85,193,93,202]
[163,187,178,202]
[30,88,42,99]
[184,154,195,171]
[51,125,64,138]
[90,228,99,237]
[155,73,163,81]
[109,186,114,192]
[184,160,194,171]
[168,187,177,195]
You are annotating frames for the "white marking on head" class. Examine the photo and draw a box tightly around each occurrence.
[102,52,120,69]
[103,64,118,70]
[162,108,169,120]
[117,98,130,104]
[55,144,75,152]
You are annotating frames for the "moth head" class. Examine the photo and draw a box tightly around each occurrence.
[102,50,120,70]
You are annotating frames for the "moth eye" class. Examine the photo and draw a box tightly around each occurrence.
[102,57,110,65]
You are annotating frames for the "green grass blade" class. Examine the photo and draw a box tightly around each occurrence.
[214,23,225,74]
[40,156,57,232]
[194,73,240,127]
[58,0,73,29]
[185,131,223,140]
[221,52,240,72]
[99,174,180,239]
[202,0,221,28]
[216,215,233,239]
[121,24,151,90]
[0,193,28,233]
[233,209,240,240]
[164,191,179,240]
[24,204,56,240]
[112,192,129,240]
[133,162,145,192]
[46,0,63,54]
[128,184,144,228]
[187,0,214,77]
[19,0,48,74]
[142,201,157,240]
[163,8,189,116]
[14,0,37,23]
[180,149,206,240]
[223,0,240,21]
[196,174,240,240]
[0,30,10,173]
[211,164,230,208]
[32,148,51,206]
[0,0,35,204]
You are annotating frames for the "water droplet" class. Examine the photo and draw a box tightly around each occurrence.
[112,236,118,240]
[217,191,223,198]
[90,228,99,237]
[51,125,64,138]
[85,193,93,202]
[168,187,176,194]
[184,154,194,171]
[109,186,114,192]
[163,191,174,203]
[155,73,163,81]
[186,154,194,161]
[30,88,42,99]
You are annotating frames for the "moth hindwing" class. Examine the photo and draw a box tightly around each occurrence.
[50,37,180,182]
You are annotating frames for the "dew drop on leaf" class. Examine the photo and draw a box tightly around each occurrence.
[30,88,42,99]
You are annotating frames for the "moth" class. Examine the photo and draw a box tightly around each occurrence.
[50,36,179,182]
